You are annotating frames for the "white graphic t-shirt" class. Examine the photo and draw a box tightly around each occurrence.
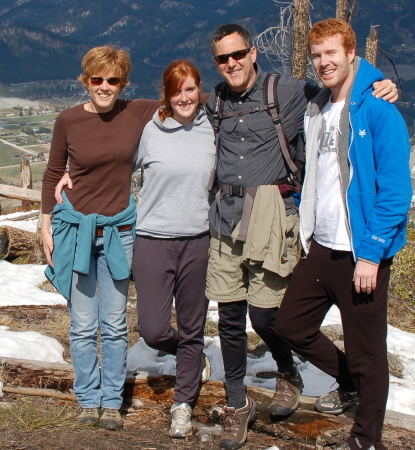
[314,98,352,251]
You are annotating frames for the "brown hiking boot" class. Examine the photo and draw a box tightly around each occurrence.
[220,396,257,449]
[270,370,303,417]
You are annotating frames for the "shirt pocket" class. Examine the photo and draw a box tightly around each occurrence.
[246,114,275,153]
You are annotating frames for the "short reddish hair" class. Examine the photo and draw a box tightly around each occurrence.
[159,60,204,122]
[308,18,356,55]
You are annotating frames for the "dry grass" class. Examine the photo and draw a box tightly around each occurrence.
[388,224,415,332]
[0,399,79,431]
[204,319,218,338]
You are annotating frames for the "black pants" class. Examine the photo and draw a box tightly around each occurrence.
[132,233,209,404]
[275,241,391,450]
[218,301,294,382]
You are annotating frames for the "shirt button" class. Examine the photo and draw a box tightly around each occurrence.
[240,156,244,159]
[239,119,243,122]
[239,101,242,104]
[241,138,245,141]
[238,176,242,179]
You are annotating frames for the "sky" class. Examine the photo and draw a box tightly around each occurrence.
[1,211,415,424]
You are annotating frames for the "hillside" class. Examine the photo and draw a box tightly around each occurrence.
[0,0,414,102]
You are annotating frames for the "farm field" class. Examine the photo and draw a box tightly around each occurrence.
[0,162,46,186]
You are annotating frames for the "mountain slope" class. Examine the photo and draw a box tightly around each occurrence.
[0,0,414,99]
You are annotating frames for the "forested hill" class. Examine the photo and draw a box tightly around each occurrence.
[0,0,414,99]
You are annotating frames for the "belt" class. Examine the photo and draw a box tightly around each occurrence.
[95,224,132,237]
[213,177,301,242]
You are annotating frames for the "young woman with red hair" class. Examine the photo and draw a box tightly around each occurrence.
[131,59,215,438]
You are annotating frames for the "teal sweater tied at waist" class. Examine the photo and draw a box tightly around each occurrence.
[45,192,136,299]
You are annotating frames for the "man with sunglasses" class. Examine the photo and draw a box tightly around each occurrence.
[204,23,398,450]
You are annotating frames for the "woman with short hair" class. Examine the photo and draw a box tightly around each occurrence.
[41,45,158,430]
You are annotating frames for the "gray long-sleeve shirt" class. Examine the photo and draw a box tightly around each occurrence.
[133,107,215,238]
[206,64,320,237]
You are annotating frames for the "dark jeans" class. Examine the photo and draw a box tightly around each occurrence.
[132,233,209,404]
[275,241,391,450]
[218,301,294,382]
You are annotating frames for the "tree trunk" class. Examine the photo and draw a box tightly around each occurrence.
[336,0,356,22]
[365,26,378,67]
[336,0,347,20]
[29,215,47,264]
[20,159,33,210]
[291,0,309,80]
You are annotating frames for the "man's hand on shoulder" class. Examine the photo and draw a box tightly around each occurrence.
[353,260,379,295]
[372,80,398,103]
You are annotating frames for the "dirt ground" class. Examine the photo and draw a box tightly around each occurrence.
[1,393,415,450]
[1,279,415,449]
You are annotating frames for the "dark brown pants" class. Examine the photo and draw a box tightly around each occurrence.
[275,241,392,450]
[132,232,209,404]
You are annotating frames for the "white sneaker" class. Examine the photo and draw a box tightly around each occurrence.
[170,402,192,438]
[201,353,211,383]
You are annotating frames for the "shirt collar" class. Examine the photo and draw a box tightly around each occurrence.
[227,63,265,100]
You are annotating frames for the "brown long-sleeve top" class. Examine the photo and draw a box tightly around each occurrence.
[42,99,160,216]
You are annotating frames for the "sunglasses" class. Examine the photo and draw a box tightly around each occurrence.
[214,48,251,64]
[89,76,121,86]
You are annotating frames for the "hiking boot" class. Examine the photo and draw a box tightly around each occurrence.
[220,396,257,449]
[201,353,211,384]
[78,407,100,426]
[170,402,193,438]
[315,387,359,415]
[100,408,123,430]
[270,370,303,416]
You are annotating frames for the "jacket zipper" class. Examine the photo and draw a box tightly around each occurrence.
[345,113,356,261]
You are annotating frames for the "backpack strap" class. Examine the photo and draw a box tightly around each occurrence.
[264,73,299,177]
[207,82,227,191]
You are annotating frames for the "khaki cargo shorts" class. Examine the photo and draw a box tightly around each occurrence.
[206,214,299,308]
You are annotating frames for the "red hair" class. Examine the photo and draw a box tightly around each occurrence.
[159,60,204,122]
[308,18,356,55]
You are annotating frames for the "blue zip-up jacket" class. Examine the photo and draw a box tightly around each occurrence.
[301,57,412,263]
[45,193,136,299]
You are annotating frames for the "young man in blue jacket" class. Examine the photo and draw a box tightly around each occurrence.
[275,18,412,450]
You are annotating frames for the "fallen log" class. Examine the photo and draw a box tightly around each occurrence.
[0,356,74,392]
[2,385,76,401]
[0,184,41,203]
[1,211,39,222]
[0,225,35,261]
[0,304,66,320]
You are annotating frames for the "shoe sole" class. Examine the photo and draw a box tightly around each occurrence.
[314,401,359,415]
[78,419,99,427]
[101,421,123,430]
[169,428,193,438]
[270,403,298,416]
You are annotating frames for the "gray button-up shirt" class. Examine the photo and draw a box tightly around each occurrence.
[206,65,320,237]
